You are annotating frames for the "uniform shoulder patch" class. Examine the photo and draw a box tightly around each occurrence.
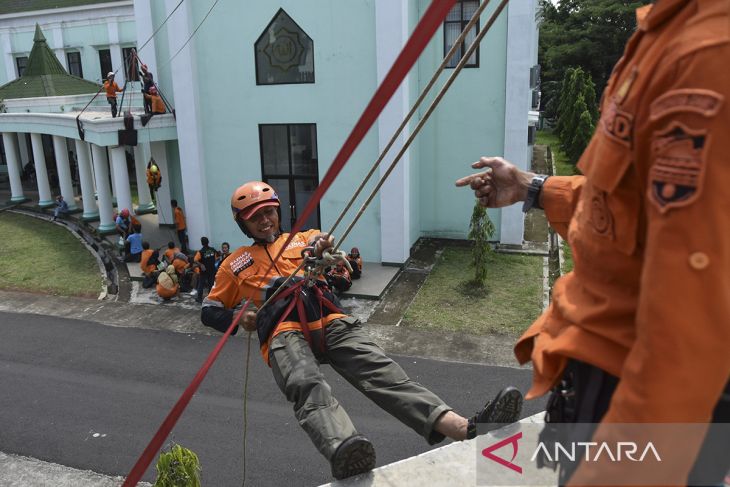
[649,122,708,213]
[650,89,724,122]
[229,251,255,276]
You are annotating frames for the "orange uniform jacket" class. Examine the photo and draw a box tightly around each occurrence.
[139,249,156,274]
[206,229,346,363]
[516,0,730,480]
[164,248,180,263]
[173,207,186,231]
[144,93,166,114]
[104,81,121,98]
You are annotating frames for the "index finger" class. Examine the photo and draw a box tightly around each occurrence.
[455,173,485,187]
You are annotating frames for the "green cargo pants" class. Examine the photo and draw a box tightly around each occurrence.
[269,316,453,461]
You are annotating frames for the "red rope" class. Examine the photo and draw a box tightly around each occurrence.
[122,1,456,484]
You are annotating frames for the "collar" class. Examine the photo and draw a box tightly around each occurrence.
[639,0,691,31]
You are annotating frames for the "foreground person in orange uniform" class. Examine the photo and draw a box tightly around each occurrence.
[201,181,524,480]
[457,1,729,484]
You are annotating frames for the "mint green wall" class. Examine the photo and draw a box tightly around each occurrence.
[185,0,382,257]
[165,140,183,209]
[416,0,507,240]
[147,0,174,106]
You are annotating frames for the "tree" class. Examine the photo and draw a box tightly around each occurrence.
[538,0,651,119]
[468,201,496,287]
[567,102,595,164]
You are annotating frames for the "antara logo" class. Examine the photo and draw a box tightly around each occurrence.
[482,432,523,474]
[481,432,662,474]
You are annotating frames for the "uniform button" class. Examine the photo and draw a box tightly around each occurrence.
[689,252,709,270]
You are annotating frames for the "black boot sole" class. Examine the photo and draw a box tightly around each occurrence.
[331,436,376,480]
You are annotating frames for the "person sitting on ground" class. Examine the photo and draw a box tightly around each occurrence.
[103,72,123,118]
[325,261,352,293]
[141,86,166,126]
[164,241,180,264]
[201,181,525,479]
[124,225,144,263]
[346,247,363,280]
[156,265,179,301]
[139,241,160,288]
[52,195,69,222]
[115,208,132,239]
[192,236,218,303]
[215,242,231,271]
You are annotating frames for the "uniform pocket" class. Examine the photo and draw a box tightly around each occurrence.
[577,133,641,256]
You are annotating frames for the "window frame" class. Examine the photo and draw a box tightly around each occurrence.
[254,8,315,86]
[66,51,83,78]
[258,123,321,231]
[15,56,28,77]
[98,48,112,81]
[443,0,480,69]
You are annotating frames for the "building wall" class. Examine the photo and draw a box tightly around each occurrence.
[0,2,136,85]
[416,0,508,241]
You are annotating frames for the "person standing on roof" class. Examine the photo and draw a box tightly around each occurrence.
[103,72,123,117]
[200,180,524,480]
[140,64,155,114]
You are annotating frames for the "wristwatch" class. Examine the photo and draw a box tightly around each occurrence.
[522,175,549,213]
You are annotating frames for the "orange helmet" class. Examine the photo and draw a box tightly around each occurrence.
[230,181,279,221]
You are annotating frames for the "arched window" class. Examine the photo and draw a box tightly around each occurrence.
[255,9,314,85]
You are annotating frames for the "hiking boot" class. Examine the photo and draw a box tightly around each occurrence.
[466,386,523,439]
[330,434,376,480]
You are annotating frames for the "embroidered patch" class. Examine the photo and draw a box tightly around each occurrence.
[601,98,634,147]
[649,122,708,213]
[230,252,254,276]
[649,89,724,122]
[590,190,613,237]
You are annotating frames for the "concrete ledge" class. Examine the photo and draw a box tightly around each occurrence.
[319,413,550,487]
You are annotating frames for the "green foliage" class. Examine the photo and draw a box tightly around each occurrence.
[467,202,496,287]
[568,107,595,164]
[538,0,651,119]
[153,444,202,487]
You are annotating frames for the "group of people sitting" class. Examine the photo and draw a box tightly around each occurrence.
[324,247,363,293]
[114,208,145,263]
[139,237,231,304]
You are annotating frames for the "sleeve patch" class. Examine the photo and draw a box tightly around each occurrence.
[649,89,724,122]
[649,122,708,213]
[230,252,254,276]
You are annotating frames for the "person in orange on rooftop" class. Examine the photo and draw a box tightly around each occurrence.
[141,86,166,127]
[103,72,123,117]
[456,2,730,485]
[171,199,188,253]
[200,181,524,480]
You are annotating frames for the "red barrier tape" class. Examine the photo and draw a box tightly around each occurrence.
[122,1,455,484]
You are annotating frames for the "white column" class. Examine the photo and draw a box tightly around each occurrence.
[134,143,154,212]
[107,21,124,85]
[375,0,411,264]
[51,135,78,210]
[30,133,53,207]
[52,27,67,70]
[74,139,99,220]
[165,0,209,244]
[500,0,536,246]
[133,0,159,76]
[2,132,26,202]
[110,146,133,215]
[1,32,16,82]
[108,147,118,205]
[17,133,30,172]
[91,144,116,232]
[150,141,172,225]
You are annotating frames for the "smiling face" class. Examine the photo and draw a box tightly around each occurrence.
[242,205,279,242]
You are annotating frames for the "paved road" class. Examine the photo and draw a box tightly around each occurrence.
[0,311,545,486]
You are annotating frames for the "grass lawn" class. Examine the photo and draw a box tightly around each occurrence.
[0,212,103,298]
[402,246,544,336]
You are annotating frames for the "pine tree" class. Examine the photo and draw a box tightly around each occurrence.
[468,201,496,287]
[568,107,595,165]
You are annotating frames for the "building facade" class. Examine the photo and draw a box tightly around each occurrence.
[0,0,540,263]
